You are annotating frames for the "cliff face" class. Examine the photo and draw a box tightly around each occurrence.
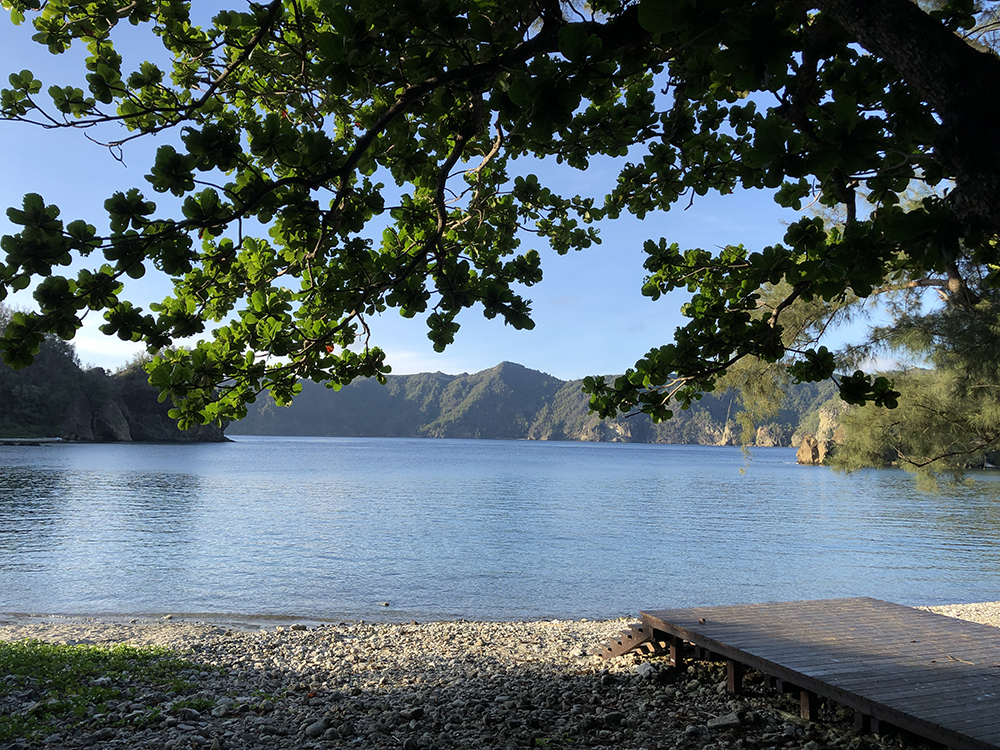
[58,368,228,443]
[0,337,226,443]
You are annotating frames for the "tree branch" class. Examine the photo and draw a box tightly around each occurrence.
[812,0,1000,233]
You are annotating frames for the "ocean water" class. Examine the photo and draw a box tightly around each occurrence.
[2,437,1000,622]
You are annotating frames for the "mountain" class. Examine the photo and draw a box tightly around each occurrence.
[229,361,835,445]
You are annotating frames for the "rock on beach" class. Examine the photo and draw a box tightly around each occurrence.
[0,605,993,750]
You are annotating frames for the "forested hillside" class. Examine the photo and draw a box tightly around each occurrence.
[229,362,837,445]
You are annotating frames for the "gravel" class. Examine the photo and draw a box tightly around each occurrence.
[0,603,992,750]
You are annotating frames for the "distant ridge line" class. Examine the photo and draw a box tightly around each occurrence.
[227,361,834,446]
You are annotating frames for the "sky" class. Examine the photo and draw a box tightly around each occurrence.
[0,9,839,383]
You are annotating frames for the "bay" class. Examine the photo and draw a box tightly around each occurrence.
[2,437,1000,623]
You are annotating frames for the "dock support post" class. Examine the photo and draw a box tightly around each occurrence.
[669,635,685,671]
[771,677,796,694]
[800,690,820,721]
[726,660,744,695]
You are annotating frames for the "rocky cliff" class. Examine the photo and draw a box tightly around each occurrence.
[0,336,226,442]
[59,368,228,443]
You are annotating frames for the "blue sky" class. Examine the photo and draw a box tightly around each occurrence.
[1,11,826,381]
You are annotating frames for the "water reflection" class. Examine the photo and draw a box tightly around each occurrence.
[0,467,69,558]
[0,454,207,611]
[4,439,1000,618]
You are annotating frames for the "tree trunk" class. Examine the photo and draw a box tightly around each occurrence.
[813,0,1000,234]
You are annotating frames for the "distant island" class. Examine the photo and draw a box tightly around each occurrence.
[229,361,839,447]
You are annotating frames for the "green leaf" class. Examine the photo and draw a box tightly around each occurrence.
[637,0,676,34]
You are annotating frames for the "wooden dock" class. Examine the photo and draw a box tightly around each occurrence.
[604,598,1000,750]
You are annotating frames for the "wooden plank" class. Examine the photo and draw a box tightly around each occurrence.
[977,726,1000,744]
[828,664,995,690]
[636,598,1000,750]
[837,673,1000,700]
[803,653,1000,680]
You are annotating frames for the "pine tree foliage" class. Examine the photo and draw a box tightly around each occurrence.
[826,281,1000,472]
[832,368,1000,472]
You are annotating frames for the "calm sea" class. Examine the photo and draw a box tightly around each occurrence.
[2,437,999,623]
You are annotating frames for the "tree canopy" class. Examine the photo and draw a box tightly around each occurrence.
[1,0,998,428]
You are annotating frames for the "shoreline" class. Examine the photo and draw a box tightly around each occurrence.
[0,611,354,632]
[2,603,996,750]
[2,599,997,633]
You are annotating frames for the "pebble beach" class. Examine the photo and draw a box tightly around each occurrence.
[1,603,997,750]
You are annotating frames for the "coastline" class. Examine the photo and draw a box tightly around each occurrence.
[1,600,995,643]
[2,603,996,749]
